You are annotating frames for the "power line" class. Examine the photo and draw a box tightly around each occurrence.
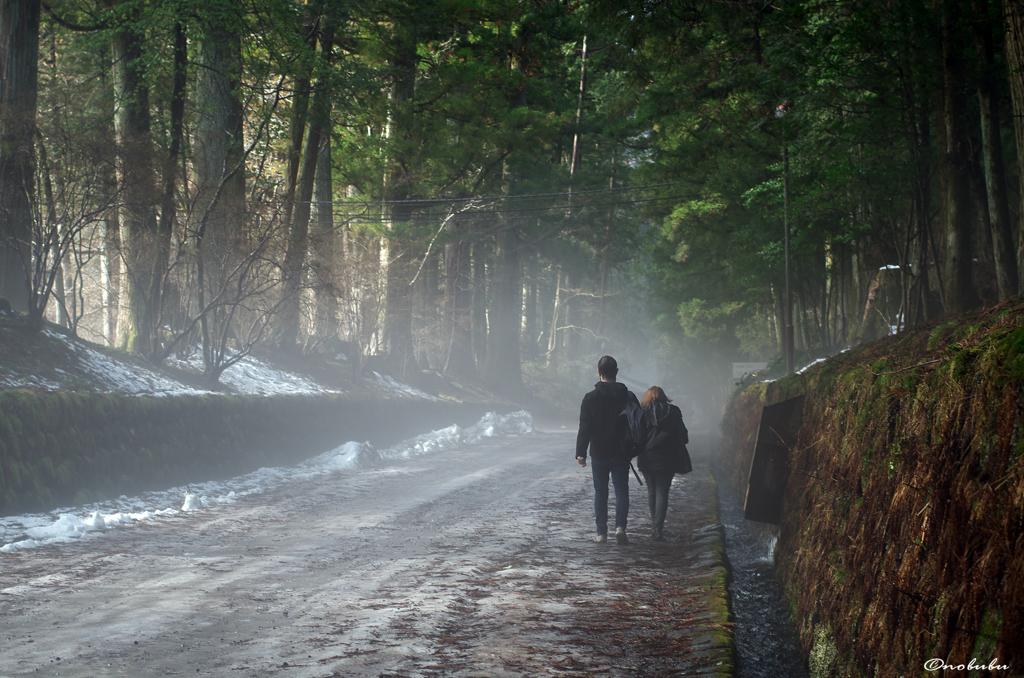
[281,181,690,207]
[315,194,708,225]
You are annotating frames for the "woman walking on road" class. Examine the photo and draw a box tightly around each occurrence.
[637,386,689,542]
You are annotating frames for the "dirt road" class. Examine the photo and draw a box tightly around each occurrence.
[0,425,731,678]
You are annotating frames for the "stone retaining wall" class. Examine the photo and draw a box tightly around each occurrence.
[719,298,1024,678]
[0,390,489,514]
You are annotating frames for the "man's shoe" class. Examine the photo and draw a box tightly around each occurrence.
[594,534,607,543]
[651,530,666,542]
[615,527,628,545]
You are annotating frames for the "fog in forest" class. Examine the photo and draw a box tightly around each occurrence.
[1,0,1018,429]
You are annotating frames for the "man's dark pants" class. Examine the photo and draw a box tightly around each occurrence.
[590,457,630,536]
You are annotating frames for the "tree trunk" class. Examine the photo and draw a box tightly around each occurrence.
[280,93,327,350]
[280,24,333,351]
[471,240,487,371]
[1002,0,1024,292]
[942,3,978,315]
[281,71,310,258]
[855,270,886,345]
[381,32,417,377]
[382,204,415,377]
[412,254,425,368]
[546,267,561,368]
[417,244,440,369]
[112,4,159,354]
[102,214,120,345]
[443,219,475,378]
[480,225,522,392]
[311,141,337,343]
[566,270,583,357]
[772,286,785,354]
[193,7,244,365]
[597,171,614,339]
[423,246,440,368]
[278,110,322,350]
[523,254,538,359]
[360,234,382,361]
[274,74,310,348]
[975,0,1019,300]
[311,41,337,347]
[36,139,68,328]
[0,0,39,313]
[914,96,935,323]
[149,21,186,362]
[846,245,861,345]
[569,34,588,178]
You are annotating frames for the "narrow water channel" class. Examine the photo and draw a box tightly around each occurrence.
[718,488,810,678]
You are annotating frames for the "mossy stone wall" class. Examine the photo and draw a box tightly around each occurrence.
[0,391,488,515]
[720,299,1024,678]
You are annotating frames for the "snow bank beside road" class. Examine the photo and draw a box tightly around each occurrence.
[0,330,333,397]
[2,330,437,400]
[165,352,343,397]
[67,333,211,396]
[308,410,534,468]
[0,410,534,552]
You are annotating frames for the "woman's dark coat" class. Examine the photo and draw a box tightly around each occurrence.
[637,401,688,474]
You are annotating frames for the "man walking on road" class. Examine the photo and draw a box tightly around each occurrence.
[576,355,638,544]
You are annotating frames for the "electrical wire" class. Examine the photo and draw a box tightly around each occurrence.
[252,181,693,208]
[287,196,704,231]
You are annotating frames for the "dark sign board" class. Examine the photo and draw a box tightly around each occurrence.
[744,396,804,524]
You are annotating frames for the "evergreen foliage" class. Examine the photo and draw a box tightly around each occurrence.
[1,0,1021,394]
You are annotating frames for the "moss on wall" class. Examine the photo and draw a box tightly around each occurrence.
[0,392,488,515]
[720,297,1024,678]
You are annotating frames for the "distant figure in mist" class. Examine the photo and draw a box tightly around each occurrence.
[637,386,690,542]
[575,355,639,545]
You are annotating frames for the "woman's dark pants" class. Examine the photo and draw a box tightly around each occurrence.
[642,470,673,538]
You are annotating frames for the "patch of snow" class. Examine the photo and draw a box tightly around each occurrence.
[164,352,343,396]
[308,410,535,467]
[0,410,534,552]
[0,373,64,391]
[370,372,437,400]
[795,347,852,375]
[6,329,447,401]
[796,357,828,374]
[181,491,205,511]
[44,330,212,396]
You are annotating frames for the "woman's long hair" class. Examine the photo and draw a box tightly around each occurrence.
[641,386,672,409]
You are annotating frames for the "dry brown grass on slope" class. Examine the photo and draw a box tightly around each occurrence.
[722,296,1024,678]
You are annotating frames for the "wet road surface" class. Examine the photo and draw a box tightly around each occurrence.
[0,426,730,677]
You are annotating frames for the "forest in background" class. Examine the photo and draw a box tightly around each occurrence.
[2,0,1024,418]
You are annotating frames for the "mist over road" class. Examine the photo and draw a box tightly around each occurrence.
[0,424,727,677]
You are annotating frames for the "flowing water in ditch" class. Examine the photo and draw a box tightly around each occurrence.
[719,489,810,678]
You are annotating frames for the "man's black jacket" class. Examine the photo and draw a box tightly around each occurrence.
[575,381,638,462]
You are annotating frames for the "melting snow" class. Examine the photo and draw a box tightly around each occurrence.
[2,330,437,400]
[0,410,534,552]
[370,371,435,399]
[65,333,211,396]
[164,352,343,397]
